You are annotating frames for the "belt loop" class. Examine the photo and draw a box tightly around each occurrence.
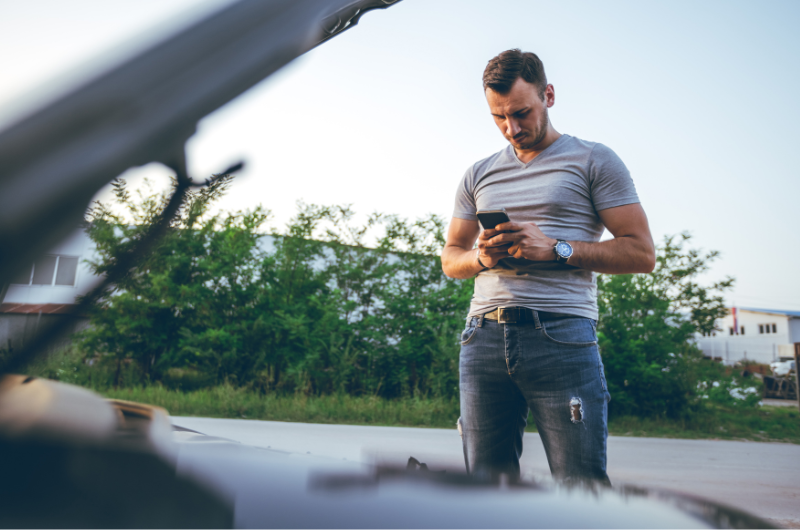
[533,310,541,329]
[477,313,485,327]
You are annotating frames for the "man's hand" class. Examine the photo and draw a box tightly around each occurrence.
[442,204,656,278]
[485,221,556,261]
[476,229,514,268]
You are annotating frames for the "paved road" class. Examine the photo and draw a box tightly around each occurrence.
[173,417,800,528]
[763,399,799,408]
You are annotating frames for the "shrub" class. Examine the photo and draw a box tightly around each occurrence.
[597,233,733,418]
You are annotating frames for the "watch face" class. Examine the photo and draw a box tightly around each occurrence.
[556,241,573,257]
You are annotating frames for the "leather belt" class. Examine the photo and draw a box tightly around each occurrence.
[483,307,537,324]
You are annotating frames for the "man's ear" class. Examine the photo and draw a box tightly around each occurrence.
[545,84,555,107]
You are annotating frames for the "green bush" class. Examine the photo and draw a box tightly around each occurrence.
[693,359,764,409]
[76,177,471,399]
[66,177,735,422]
[597,233,733,419]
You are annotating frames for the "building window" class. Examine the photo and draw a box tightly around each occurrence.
[55,257,79,285]
[10,255,78,287]
[759,323,779,334]
[729,327,735,336]
[31,255,57,285]
[740,326,745,335]
[11,265,33,285]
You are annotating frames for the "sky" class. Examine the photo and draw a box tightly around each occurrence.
[1,0,799,311]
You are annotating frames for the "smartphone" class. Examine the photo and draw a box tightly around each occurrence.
[476,209,510,230]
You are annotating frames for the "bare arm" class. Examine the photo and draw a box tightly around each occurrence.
[484,203,655,274]
[569,203,655,273]
[441,218,513,279]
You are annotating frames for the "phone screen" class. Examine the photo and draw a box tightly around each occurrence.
[476,209,510,230]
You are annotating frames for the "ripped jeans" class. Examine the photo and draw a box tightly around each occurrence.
[458,310,611,484]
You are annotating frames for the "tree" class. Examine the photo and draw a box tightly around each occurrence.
[81,176,275,386]
[273,204,473,399]
[79,178,472,398]
[596,232,734,418]
[82,177,729,414]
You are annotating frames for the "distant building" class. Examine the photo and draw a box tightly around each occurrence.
[0,227,97,354]
[1,228,292,354]
[696,307,800,365]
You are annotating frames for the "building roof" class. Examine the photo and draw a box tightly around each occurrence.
[0,303,81,315]
[739,307,800,318]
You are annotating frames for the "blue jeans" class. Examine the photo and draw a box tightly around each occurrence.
[459,310,611,484]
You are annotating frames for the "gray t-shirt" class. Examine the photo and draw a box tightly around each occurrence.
[453,134,640,320]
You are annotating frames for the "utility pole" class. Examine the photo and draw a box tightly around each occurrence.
[794,343,800,412]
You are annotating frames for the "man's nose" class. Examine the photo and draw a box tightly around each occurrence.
[506,119,521,137]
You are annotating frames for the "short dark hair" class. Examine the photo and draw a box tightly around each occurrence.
[483,49,547,98]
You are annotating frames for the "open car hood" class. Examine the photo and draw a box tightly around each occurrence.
[0,0,402,288]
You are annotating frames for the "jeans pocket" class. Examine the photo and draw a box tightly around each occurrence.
[460,319,478,345]
[541,317,597,346]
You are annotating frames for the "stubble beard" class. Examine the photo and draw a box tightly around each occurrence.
[512,107,549,151]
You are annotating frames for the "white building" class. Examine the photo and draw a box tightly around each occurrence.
[0,228,330,353]
[0,227,98,353]
[696,307,800,365]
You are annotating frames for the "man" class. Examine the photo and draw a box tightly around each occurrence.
[441,49,655,483]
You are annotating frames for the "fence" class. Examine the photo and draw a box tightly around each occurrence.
[695,338,789,365]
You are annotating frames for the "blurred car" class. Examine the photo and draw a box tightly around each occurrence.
[0,374,775,528]
[764,359,797,400]
[770,360,795,377]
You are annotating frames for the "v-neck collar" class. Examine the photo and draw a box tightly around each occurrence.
[509,134,568,168]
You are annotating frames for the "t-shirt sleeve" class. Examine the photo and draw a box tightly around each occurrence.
[452,165,478,220]
[588,143,640,211]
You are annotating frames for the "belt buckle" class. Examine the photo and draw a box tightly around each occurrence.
[497,306,516,324]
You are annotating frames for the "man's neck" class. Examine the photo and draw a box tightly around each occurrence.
[514,127,562,164]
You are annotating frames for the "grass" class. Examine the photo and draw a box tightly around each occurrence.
[608,405,800,444]
[98,385,800,444]
[101,385,462,429]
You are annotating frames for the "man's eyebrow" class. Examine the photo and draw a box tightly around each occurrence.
[491,107,530,117]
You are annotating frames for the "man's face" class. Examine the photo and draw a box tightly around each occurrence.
[486,78,554,151]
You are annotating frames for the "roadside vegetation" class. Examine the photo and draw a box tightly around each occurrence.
[93,384,798,444]
[16,175,798,444]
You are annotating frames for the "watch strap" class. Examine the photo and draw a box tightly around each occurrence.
[476,248,489,270]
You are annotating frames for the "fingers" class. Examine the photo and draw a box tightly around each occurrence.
[479,242,512,256]
[483,243,512,253]
[487,232,520,246]
[482,222,523,238]
[494,221,522,232]
[479,227,505,239]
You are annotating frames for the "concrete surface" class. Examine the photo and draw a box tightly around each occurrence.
[172,417,800,528]
[763,398,799,408]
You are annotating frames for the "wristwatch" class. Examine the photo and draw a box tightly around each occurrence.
[554,240,573,264]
